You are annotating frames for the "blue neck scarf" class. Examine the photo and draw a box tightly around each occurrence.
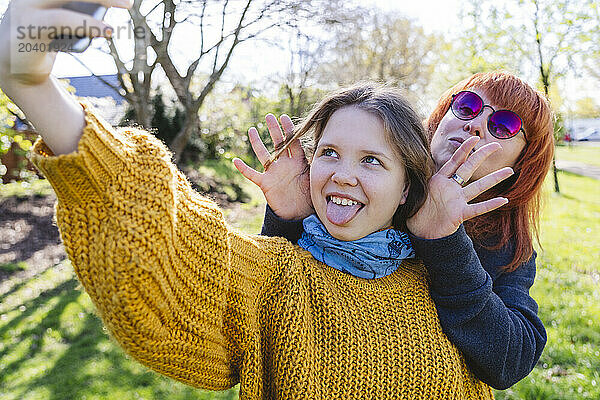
[298,214,415,279]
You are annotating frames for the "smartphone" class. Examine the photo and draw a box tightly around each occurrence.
[50,2,108,53]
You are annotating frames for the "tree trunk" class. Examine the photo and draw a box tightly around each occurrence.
[552,157,560,193]
[170,110,199,165]
[131,86,153,128]
[541,76,560,193]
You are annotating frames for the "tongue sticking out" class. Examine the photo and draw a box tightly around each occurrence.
[326,201,362,225]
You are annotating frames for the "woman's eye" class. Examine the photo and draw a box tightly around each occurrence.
[363,156,381,165]
[322,148,337,157]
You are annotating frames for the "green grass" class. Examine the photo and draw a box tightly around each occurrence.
[555,145,600,168]
[1,170,598,399]
[0,177,54,199]
[0,262,28,273]
[494,171,600,399]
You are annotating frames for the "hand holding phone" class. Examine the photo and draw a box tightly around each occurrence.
[51,2,109,53]
[0,0,132,87]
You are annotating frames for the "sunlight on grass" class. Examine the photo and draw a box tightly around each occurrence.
[555,145,600,168]
[538,171,600,274]
[0,259,240,400]
[494,171,600,399]
[0,177,53,198]
[0,261,28,273]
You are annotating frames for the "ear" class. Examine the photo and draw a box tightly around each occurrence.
[399,182,410,205]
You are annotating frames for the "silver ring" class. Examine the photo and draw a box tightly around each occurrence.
[451,173,465,186]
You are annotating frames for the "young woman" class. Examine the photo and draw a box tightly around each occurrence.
[246,71,553,389]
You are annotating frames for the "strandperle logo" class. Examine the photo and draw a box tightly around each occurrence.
[15,19,147,43]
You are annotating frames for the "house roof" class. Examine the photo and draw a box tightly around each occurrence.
[61,74,125,104]
[59,74,128,126]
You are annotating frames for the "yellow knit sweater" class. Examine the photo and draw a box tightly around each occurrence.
[30,103,493,399]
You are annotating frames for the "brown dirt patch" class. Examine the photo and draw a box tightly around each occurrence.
[0,194,65,295]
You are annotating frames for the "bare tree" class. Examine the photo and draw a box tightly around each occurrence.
[86,0,328,164]
[280,31,324,117]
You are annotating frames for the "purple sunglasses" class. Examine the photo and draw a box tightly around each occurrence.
[450,91,526,140]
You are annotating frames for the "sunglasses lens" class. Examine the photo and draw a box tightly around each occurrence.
[452,91,483,119]
[488,110,522,138]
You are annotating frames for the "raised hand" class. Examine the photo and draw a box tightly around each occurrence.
[406,136,514,239]
[0,0,126,86]
[0,0,132,156]
[233,114,313,220]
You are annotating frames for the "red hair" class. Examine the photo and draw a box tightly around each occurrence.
[426,71,554,272]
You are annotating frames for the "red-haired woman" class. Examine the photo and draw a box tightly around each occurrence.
[238,71,553,389]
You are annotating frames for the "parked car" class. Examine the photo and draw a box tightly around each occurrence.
[578,128,600,141]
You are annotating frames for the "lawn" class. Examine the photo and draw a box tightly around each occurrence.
[494,172,600,399]
[1,170,599,399]
[555,144,600,168]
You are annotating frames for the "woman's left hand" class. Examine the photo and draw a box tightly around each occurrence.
[406,137,514,239]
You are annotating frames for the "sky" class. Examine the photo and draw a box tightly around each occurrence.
[0,0,596,111]
[46,0,463,79]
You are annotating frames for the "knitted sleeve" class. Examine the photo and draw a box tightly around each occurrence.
[29,102,290,390]
[409,225,546,389]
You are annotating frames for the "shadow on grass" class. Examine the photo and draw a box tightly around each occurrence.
[0,278,80,375]
[1,276,238,400]
[0,196,61,266]
[559,193,599,206]
[0,257,66,300]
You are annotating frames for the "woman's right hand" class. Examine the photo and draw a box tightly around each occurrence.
[406,137,514,240]
[0,0,127,87]
[233,114,313,220]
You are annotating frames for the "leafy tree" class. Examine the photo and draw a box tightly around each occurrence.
[0,90,34,182]
[315,11,442,98]
[452,0,593,193]
[582,0,600,82]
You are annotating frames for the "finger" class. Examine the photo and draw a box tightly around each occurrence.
[279,114,295,136]
[453,142,502,183]
[248,127,271,166]
[463,167,514,201]
[232,158,263,186]
[32,0,132,9]
[464,197,509,221]
[438,136,480,177]
[265,114,284,149]
[280,114,304,159]
[39,9,113,39]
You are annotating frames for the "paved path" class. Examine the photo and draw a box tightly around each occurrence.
[555,161,600,180]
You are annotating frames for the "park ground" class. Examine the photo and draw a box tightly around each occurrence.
[0,144,599,399]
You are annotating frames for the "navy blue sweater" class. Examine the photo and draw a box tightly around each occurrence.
[261,206,547,389]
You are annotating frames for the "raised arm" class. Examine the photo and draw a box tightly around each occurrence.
[234,114,313,230]
[29,103,287,389]
[409,227,546,389]
[404,137,545,388]
[0,0,125,155]
[259,135,546,388]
